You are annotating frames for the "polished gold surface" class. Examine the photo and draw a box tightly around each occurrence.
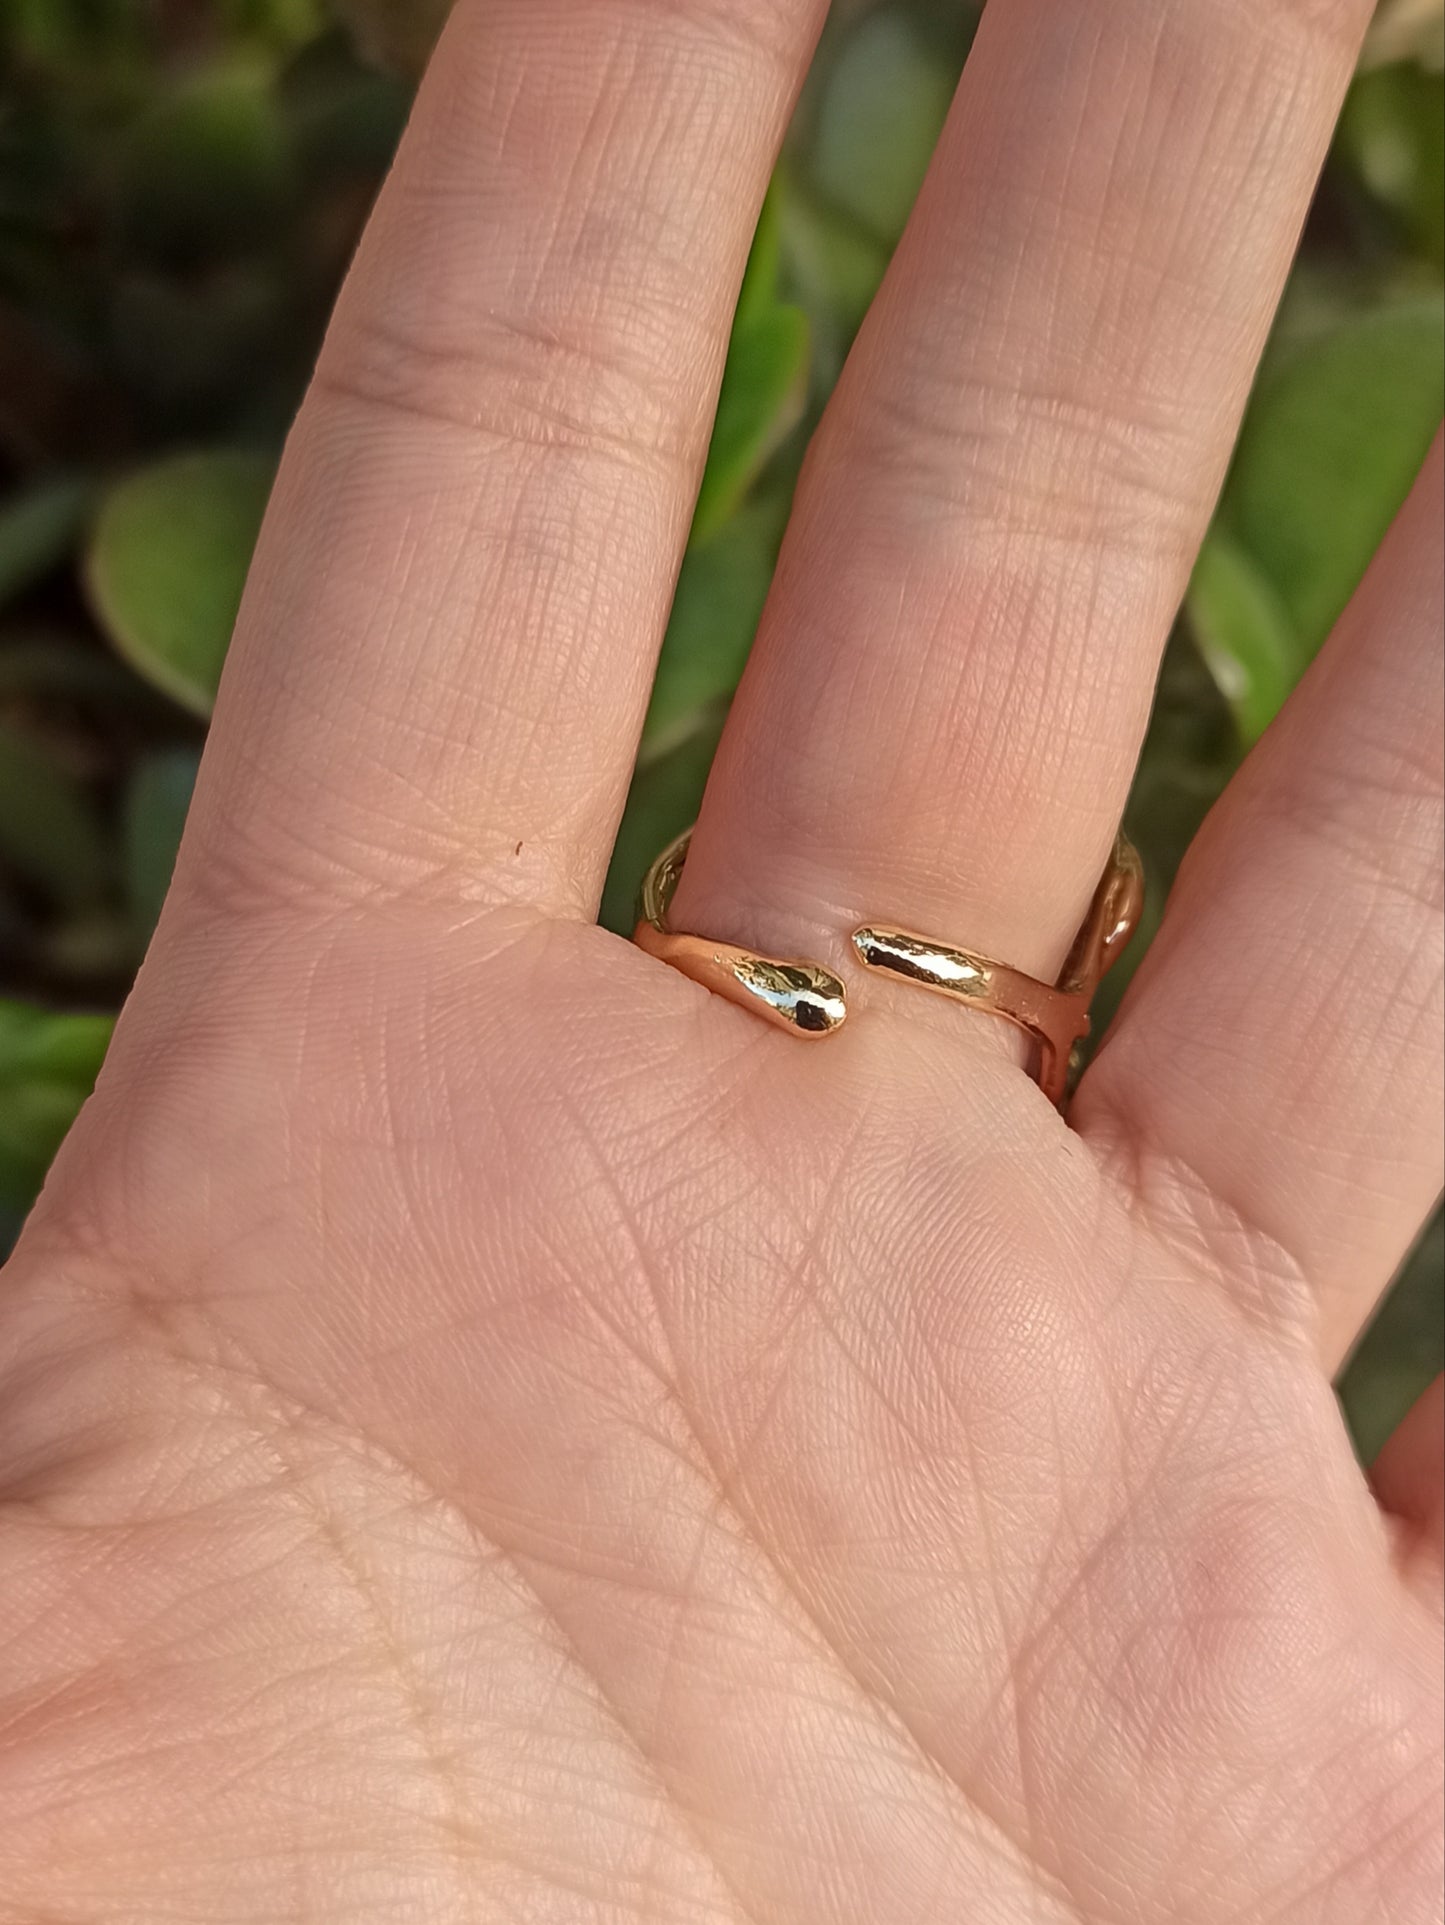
[634,826,1142,1101]
[635,830,847,1038]
[851,834,1143,1106]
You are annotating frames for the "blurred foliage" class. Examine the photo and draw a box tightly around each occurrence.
[87,447,272,711]
[1365,0,1445,70]
[0,1,1440,1448]
[0,995,112,1249]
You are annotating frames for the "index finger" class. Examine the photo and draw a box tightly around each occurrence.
[179,0,825,921]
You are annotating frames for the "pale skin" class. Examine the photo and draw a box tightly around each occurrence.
[2,0,1442,1918]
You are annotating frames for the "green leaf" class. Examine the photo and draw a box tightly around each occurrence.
[779,177,889,385]
[812,12,955,242]
[86,451,273,716]
[0,999,114,1223]
[0,718,112,911]
[1362,0,1445,72]
[0,476,93,610]
[1187,531,1301,744]
[124,748,200,943]
[735,185,784,335]
[600,712,725,937]
[642,500,785,759]
[692,306,809,546]
[1337,62,1445,266]
[1219,298,1444,654]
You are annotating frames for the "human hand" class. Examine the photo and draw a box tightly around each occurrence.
[4,2,1441,1919]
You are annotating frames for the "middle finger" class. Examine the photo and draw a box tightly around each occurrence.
[674,0,1374,1006]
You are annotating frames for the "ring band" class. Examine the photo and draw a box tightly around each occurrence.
[633,830,848,1038]
[851,835,1143,1106]
[634,829,1143,1103]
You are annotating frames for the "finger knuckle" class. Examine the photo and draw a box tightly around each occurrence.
[315,306,695,481]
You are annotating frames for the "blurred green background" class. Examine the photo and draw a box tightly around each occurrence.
[1,0,1441,1457]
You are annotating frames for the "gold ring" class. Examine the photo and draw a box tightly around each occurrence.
[633,829,848,1037]
[633,829,1143,1104]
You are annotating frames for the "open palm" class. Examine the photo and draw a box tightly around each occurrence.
[4,3,1442,1920]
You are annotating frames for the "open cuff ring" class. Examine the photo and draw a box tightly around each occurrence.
[633,828,1143,1108]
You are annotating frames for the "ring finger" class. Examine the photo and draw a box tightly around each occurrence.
[673,0,1375,1014]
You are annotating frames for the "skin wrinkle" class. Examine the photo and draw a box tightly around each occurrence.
[561,1054,1085,1909]
[261,961,1075,1922]
[664,1168,1128,1915]
[1030,1522,1308,1910]
[1252,1776,1442,1925]
[220,400,660,908]
[958,1327,1217,1745]
[92,1329,749,1925]
[1092,727,1439,1347]
[5,893,1439,1917]
[717,535,1136,931]
[825,389,1202,566]
[310,341,695,480]
[1267,777,1445,922]
[1088,1109,1325,1349]
[505,1458,1058,1921]
[530,1049,1095,1920]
